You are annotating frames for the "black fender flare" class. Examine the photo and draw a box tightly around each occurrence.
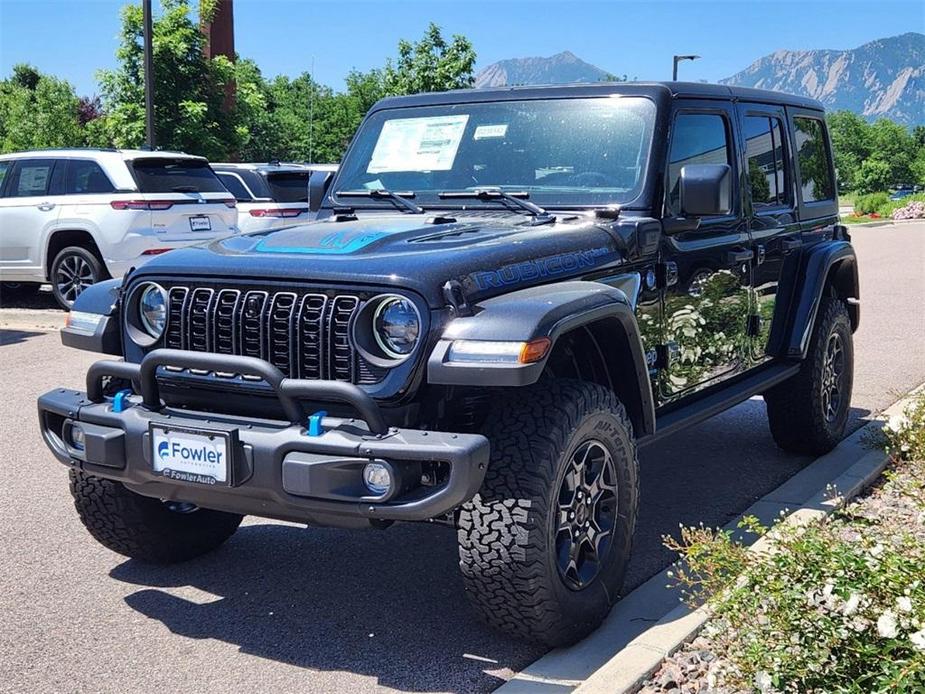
[768,240,859,359]
[60,278,123,355]
[427,280,655,436]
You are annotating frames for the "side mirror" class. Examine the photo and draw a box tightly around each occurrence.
[308,170,335,212]
[680,164,732,217]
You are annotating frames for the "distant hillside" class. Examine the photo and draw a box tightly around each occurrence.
[474,50,616,88]
[720,32,924,125]
[474,33,924,125]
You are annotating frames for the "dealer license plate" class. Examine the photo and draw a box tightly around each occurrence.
[151,424,230,485]
[189,215,212,231]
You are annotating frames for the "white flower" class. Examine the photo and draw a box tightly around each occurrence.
[910,628,925,652]
[897,596,913,613]
[877,610,899,638]
[843,592,863,616]
[754,670,773,693]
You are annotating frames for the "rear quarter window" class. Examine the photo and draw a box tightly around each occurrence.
[265,172,309,203]
[793,116,835,203]
[130,158,226,193]
[66,160,115,194]
[216,172,253,201]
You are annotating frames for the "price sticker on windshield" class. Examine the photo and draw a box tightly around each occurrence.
[367,115,469,173]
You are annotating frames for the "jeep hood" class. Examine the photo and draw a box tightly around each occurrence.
[131,213,627,307]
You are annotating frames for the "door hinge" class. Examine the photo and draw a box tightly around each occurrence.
[655,261,678,289]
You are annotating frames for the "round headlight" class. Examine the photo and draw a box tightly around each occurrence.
[139,283,167,338]
[373,296,420,358]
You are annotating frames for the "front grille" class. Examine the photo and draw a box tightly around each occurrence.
[162,284,387,385]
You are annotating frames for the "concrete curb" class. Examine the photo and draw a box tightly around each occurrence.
[498,384,924,694]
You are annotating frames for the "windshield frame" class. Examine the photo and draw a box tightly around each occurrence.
[329,94,658,212]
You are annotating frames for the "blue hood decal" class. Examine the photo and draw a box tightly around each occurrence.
[255,230,390,255]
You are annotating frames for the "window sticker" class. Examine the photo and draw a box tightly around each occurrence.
[367,115,469,173]
[473,124,508,140]
[19,166,49,194]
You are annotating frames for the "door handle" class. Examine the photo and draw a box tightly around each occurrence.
[726,248,754,264]
[37,202,55,211]
[781,237,803,252]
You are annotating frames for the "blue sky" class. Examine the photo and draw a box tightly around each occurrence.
[0,0,921,96]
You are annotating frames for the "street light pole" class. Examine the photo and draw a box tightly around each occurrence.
[672,54,701,81]
[143,0,156,149]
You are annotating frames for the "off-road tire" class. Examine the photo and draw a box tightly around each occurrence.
[69,470,243,563]
[50,246,105,310]
[764,296,853,455]
[457,379,639,647]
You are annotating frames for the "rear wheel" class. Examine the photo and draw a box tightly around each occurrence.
[69,470,243,563]
[765,296,854,455]
[457,379,639,646]
[50,246,105,310]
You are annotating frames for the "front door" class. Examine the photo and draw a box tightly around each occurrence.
[659,104,752,401]
[738,104,801,361]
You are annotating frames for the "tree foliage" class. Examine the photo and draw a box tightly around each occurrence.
[827,110,923,191]
[0,64,85,151]
[381,23,476,96]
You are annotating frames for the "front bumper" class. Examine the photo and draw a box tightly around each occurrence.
[38,349,489,527]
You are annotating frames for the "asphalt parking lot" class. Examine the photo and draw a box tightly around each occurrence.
[1,223,923,693]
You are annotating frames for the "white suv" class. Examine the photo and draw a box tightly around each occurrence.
[0,149,239,309]
[212,162,337,233]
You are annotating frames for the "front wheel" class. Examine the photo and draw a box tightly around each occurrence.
[69,470,243,563]
[457,379,639,647]
[764,296,854,455]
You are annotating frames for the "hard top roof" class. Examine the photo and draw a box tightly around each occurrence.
[369,81,825,113]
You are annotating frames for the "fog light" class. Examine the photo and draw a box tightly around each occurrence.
[69,424,86,452]
[363,462,392,496]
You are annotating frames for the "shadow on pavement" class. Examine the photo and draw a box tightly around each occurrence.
[111,522,540,693]
[0,328,47,347]
[0,284,59,310]
[108,399,873,692]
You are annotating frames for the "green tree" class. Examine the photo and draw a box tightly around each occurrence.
[0,64,85,151]
[826,110,871,191]
[96,0,238,159]
[868,118,915,185]
[381,23,476,96]
[855,157,892,194]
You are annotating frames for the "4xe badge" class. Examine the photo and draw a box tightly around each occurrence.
[152,428,229,485]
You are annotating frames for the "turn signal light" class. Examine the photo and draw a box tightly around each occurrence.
[519,337,552,364]
[248,207,305,218]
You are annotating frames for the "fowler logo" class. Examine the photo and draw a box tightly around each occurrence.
[157,440,170,460]
[158,439,224,464]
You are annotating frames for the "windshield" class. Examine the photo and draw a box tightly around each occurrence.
[333,96,656,208]
[266,171,310,202]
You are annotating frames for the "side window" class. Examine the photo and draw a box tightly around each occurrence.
[793,116,834,203]
[66,160,115,194]
[217,172,252,201]
[8,159,54,197]
[667,113,732,216]
[744,116,789,208]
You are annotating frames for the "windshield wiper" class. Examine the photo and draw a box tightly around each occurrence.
[335,189,424,214]
[438,188,555,224]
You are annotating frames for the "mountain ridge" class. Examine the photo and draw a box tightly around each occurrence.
[473,33,924,124]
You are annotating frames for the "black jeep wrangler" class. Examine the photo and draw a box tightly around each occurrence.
[39,82,858,647]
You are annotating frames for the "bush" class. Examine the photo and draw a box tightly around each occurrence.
[665,396,925,692]
[854,192,890,215]
[893,200,925,221]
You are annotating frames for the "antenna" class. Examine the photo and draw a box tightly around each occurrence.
[308,56,314,165]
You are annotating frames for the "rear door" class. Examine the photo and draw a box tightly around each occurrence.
[129,157,238,241]
[0,158,63,280]
[737,104,802,361]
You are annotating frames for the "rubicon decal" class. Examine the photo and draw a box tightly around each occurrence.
[468,247,615,290]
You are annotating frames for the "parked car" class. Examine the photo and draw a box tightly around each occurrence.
[0,149,239,309]
[889,187,915,201]
[212,162,338,232]
[39,83,858,647]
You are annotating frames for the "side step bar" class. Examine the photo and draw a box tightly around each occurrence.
[639,362,800,449]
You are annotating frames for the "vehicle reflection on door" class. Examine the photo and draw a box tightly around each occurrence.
[662,237,752,399]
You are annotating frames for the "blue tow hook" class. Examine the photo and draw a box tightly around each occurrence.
[306,410,328,437]
[112,389,133,413]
